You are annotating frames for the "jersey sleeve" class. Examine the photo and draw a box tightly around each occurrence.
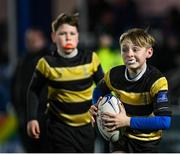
[36,57,50,78]
[92,68,112,104]
[103,70,114,91]
[27,58,48,121]
[150,77,172,116]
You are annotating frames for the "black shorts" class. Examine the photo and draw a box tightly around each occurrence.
[47,117,95,153]
[110,135,161,153]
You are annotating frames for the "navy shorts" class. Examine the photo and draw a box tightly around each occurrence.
[47,116,95,153]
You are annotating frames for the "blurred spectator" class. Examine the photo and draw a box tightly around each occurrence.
[112,0,141,38]
[0,22,8,64]
[95,7,116,37]
[158,33,179,73]
[150,8,180,74]
[164,8,180,36]
[0,22,9,112]
[87,0,112,33]
[0,21,23,153]
[87,0,141,48]
[160,8,180,104]
[11,27,51,152]
[0,66,10,113]
[97,33,124,73]
[94,33,124,153]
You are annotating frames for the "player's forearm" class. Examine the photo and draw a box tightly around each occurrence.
[27,89,39,121]
[130,116,171,130]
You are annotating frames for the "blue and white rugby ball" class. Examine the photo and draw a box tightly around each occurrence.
[96,94,121,142]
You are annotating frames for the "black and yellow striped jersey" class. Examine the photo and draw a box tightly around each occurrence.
[27,50,104,127]
[99,65,171,141]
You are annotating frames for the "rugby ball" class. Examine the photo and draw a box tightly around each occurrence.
[96,94,121,142]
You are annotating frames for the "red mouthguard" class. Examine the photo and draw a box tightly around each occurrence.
[63,43,74,49]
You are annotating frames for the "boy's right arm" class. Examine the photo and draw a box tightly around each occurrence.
[26,84,41,139]
[26,69,46,138]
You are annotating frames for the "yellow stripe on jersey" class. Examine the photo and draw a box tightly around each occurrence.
[150,77,168,96]
[49,107,91,126]
[47,64,93,81]
[36,58,95,81]
[116,90,152,105]
[59,111,91,126]
[126,130,162,141]
[48,85,93,103]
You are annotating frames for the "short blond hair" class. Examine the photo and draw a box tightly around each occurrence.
[119,28,155,48]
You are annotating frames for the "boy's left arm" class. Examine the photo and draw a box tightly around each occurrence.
[130,90,172,130]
